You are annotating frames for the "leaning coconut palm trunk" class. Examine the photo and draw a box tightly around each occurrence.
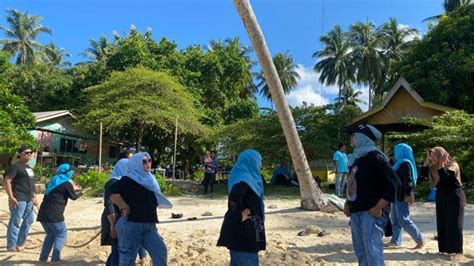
[233,0,327,210]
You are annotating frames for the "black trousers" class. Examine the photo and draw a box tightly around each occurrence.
[203,172,215,194]
[436,187,466,254]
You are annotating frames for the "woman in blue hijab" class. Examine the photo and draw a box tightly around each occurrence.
[109,152,172,266]
[386,143,425,249]
[217,149,266,266]
[37,164,83,262]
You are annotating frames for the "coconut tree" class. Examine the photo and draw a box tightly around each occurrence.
[349,21,385,109]
[335,86,366,108]
[379,18,419,63]
[313,25,355,100]
[42,42,71,69]
[80,36,112,61]
[257,52,300,104]
[0,9,52,65]
[233,0,326,210]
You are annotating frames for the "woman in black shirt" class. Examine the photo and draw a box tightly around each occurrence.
[217,149,265,266]
[428,147,465,261]
[110,152,172,266]
[37,164,82,262]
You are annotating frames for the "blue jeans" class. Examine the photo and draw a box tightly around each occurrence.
[230,250,258,266]
[7,200,35,250]
[390,201,424,246]
[335,173,347,197]
[116,218,167,266]
[107,238,148,266]
[39,222,67,262]
[350,211,387,266]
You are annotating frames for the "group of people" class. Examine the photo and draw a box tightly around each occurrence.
[2,122,467,265]
[336,124,465,265]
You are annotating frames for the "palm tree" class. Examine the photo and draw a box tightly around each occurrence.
[379,18,418,63]
[233,0,326,210]
[424,0,471,21]
[80,36,112,61]
[224,37,257,99]
[257,52,300,104]
[349,21,385,109]
[42,42,71,69]
[0,9,52,65]
[313,25,354,100]
[335,86,366,108]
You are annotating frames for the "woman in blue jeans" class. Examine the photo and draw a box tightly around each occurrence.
[217,149,266,266]
[101,158,149,265]
[110,152,173,266]
[37,164,83,262]
[386,143,425,249]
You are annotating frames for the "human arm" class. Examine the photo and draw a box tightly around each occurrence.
[110,194,130,216]
[228,182,251,222]
[4,166,18,208]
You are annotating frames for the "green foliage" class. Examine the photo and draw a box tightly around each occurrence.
[413,180,431,201]
[33,164,55,184]
[75,169,110,196]
[4,64,74,111]
[393,4,474,113]
[0,85,37,155]
[155,174,182,196]
[80,67,207,149]
[257,52,300,100]
[219,104,361,167]
[388,111,474,180]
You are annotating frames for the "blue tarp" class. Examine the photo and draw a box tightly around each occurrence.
[270,165,291,185]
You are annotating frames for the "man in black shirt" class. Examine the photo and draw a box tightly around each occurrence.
[343,124,398,266]
[4,145,38,252]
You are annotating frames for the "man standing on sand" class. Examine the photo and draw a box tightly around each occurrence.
[4,145,38,252]
[333,144,349,197]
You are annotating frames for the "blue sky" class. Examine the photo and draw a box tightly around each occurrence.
[0,0,443,110]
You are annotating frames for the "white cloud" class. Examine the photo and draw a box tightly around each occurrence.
[285,64,332,107]
[355,85,370,112]
[287,85,330,107]
[398,24,423,42]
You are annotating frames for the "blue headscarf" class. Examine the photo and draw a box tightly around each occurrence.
[110,158,129,180]
[45,164,74,195]
[126,152,172,209]
[228,149,264,216]
[392,143,418,184]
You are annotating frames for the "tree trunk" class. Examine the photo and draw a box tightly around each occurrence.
[233,0,327,210]
[136,124,145,151]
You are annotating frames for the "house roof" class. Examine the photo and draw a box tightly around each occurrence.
[349,77,457,127]
[33,110,76,123]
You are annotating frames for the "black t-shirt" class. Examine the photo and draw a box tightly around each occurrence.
[6,162,35,201]
[348,151,398,213]
[395,162,413,201]
[217,182,266,252]
[109,176,158,223]
[37,181,81,223]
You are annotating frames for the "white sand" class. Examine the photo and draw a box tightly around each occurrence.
[0,193,473,265]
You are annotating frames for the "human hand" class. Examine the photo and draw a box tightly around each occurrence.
[120,205,130,217]
[369,206,382,218]
[343,201,350,217]
[72,183,82,191]
[8,197,18,209]
[241,208,252,222]
[32,196,39,207]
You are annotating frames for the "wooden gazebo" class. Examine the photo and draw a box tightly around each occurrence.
[348,77,456,148]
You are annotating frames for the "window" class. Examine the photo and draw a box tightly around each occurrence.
[59,138,78,153]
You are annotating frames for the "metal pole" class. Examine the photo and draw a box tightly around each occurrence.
[172,116,178,180]
[99,122,103,172]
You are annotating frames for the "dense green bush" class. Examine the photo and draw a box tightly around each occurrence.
[156,174,182,196]
[33,164,56,184]
[74,169,110,196]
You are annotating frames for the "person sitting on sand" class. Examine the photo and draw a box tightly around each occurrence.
[37,164,84,263]
[217,149,266,266]
[110,152,173,266]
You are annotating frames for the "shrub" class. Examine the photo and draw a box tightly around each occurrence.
[75,169,110,196]
[156,174,182,196]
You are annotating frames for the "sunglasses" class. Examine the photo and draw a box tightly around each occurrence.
[142,158,152,164]
[23,151,33,154]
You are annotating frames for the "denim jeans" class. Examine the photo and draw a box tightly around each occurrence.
[335,173,347,197]
[390,201,424,246]
[107,238,148,266]
[350,211,387,266]
[39,222,67,262]
[7,200,35,250]
[116,218,167,266]
[229,250,258,266]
